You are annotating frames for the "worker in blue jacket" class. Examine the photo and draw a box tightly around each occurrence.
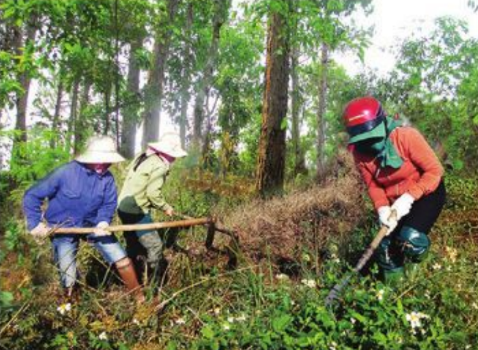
[23,136,144,302]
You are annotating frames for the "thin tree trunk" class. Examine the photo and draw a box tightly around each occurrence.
[69,80,80,155]
[316,42,329,180]
[121,34,144,158]
[255,0,291,196]
[11,15,37,156]
[192,0,231,149]
[104,88,111,135]
[50,79,64,148]
[290,42,306,176]
[201,93,219,168]
[179,1,194,149]
[75,81,91,152]
[142,0,180,147]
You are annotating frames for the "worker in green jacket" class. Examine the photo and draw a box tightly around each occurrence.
[117,133,187,285]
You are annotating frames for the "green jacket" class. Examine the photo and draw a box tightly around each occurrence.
[118,153,172,214]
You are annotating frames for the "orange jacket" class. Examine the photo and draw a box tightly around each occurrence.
[353,127,444,210]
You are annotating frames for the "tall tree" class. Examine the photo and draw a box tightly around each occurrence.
[289,2,307,176]
[192,0,231,149]
[306,0,372,179]
[121,33,144,157]
[255,0,292,195]
[290,43,307,176]
[75,80,91,153]
[50,77,64,149]
[142,0,180,147]
[68,79,80,153]
[315,41,329,179]
[11,12,38,158]
[178,1,194,148]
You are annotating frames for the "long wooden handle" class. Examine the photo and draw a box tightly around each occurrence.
[176,213,238,240]
[325,211,397,308]
[352,224,389,273]
[324,225,389,308]
[49,218,211,234]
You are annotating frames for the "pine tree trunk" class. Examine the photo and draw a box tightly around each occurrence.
[316,42,329,180]
[142,0,180,147]
[121,34,144,158]
[255,0,291,196]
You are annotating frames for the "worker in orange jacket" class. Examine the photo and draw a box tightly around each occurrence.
[343,96,446,283]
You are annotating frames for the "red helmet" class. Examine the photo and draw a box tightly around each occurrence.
[343,97,386,138]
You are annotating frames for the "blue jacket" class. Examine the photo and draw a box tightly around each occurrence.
[23,161,117,231]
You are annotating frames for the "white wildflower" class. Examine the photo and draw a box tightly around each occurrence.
[57,303,72,315]
[223,323,231,331]
[432,263,442,270]
[175,318,186,325]
[405,311,429,329]
[329,341,338,350]
[132,318,140,325]
[376,289,385,301]
[301,279,317,288]
[350,318,356,324]
[98,332,108,341]
[227,316,235,323]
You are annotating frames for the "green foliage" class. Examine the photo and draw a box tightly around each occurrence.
[0,172,477,349]
[377,17,478,168]
[166,256,476,349]
[5,128,70,183]
[1,2,478,349]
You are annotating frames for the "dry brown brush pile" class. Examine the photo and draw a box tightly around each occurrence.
[217,152,369,269]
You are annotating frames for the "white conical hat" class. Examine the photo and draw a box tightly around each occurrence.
[76,136,125,164]
[148,133,187,158]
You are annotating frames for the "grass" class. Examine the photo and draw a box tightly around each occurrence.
[0,172,477,349]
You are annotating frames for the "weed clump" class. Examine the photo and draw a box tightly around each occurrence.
[220,152,368,268]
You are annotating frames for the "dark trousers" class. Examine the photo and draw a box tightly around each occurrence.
[396,180,447,234]
[377,181,446,270]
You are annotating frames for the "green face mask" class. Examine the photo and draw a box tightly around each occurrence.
[354,137,386,155]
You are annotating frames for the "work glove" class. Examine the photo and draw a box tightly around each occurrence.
[391,193,414,221]
[93,221,111,237]
[30,222,50,241]
[377,206,398,235]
